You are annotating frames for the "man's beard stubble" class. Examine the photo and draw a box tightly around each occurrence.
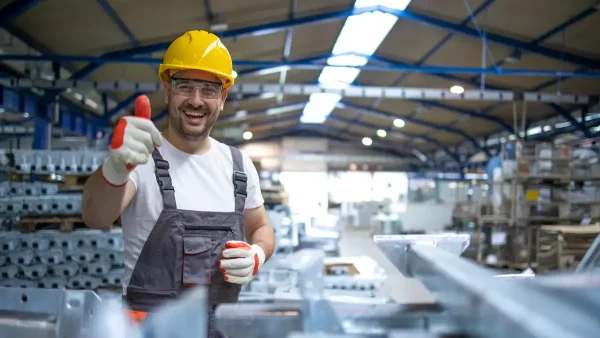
[168,99,216,141]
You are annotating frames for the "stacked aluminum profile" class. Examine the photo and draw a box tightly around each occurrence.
[0,182,82,217]
[10,150,107,175]
[0,229,124,289]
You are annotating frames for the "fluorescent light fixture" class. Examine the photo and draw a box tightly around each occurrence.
[300,93,340,123]
[393,118,405,128]
[542,125,552,132]
[555,121,571,129]
[300,0,412,123]
[526,126,542,136]
[300,115,327,124]
[235,110,248,118]
[362,137,373,146]
[450,85,465,94]
[242,131,253,140]
[376,129,387,138]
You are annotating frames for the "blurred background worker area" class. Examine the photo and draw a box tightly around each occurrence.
[0,1,600,338]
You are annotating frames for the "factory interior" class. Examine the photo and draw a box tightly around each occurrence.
[1,0,600,337]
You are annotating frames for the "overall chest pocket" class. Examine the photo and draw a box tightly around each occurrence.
[182,235,212,285]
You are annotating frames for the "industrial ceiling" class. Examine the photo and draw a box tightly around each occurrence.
[0,0,599,170]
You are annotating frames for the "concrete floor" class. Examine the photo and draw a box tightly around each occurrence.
[338,229,435,304]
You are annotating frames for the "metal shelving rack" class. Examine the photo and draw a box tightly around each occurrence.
[468,140,600,272]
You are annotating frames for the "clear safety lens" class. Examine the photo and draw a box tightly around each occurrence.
[171,78,222,99]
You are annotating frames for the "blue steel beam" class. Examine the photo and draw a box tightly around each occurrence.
[245,111,460,165]
[48,5,380,95]
[337,101,488,155]
[151,107,169,123]
[410,99,514,133]
[295,123,427,162]
[216,101,307,125]
[64,5,600,69]
[388,0,497,90]
[28,4,598,105]
[0,85,108,139]
[0,0,40,27]
[277,0,297,103]
[104,91,144,122]
[470,5,598,83]
[233,121,417,161]
[381,6,600,70]
[547,103,592,138]
[203,0,215,25]
[96,0,138,45]
[1,24,121,121]
[327,114,462,165]
[533,7,598,44]
[236,54,329,77]
[110,6,383,57]
[4,53,600,78]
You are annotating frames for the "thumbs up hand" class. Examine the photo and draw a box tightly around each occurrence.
[101,95,163,187]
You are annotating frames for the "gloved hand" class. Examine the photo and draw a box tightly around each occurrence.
[219,241,265,285]
[101,95,163,187]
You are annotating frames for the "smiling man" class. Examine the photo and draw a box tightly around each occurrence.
[81,30,275,338]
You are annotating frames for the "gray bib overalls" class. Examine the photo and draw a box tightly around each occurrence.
[123,146,247,337]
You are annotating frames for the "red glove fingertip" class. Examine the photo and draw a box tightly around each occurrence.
[225,242,251,249]
[134,95,151,120]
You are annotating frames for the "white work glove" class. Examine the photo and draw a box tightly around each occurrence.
[101,95,163,187]
[219,241,266,285]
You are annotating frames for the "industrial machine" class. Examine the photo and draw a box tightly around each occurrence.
[1,233,599,338]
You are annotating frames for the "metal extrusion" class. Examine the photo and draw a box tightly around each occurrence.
[374,234,600,338]
[576,234,600,273]
[0,287,102,338]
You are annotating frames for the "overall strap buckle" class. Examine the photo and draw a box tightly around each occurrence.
[233,171,247,197]
[154,159,175,192]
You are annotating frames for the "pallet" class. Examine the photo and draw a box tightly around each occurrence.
[19,216,88,233]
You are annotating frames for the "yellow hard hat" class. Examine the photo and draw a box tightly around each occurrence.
[158,30,235,89]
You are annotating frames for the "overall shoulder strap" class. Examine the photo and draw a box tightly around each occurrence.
[229,146,247,214]
[152,148,177,210]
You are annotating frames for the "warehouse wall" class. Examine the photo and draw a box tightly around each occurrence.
[398,201,453,232]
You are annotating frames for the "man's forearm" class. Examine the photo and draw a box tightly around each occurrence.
[81,167,133,229]
[249,224,275,260]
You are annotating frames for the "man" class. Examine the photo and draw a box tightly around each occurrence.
[82,30,275,336]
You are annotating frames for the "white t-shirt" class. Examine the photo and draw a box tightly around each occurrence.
[120,136,264,292]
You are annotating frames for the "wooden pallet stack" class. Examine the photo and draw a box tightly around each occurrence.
[539,224,600,271]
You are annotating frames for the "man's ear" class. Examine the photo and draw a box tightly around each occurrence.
[161,81,170,104]
[220,89,228,111]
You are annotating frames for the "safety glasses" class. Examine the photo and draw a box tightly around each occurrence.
[170,77,223,100]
